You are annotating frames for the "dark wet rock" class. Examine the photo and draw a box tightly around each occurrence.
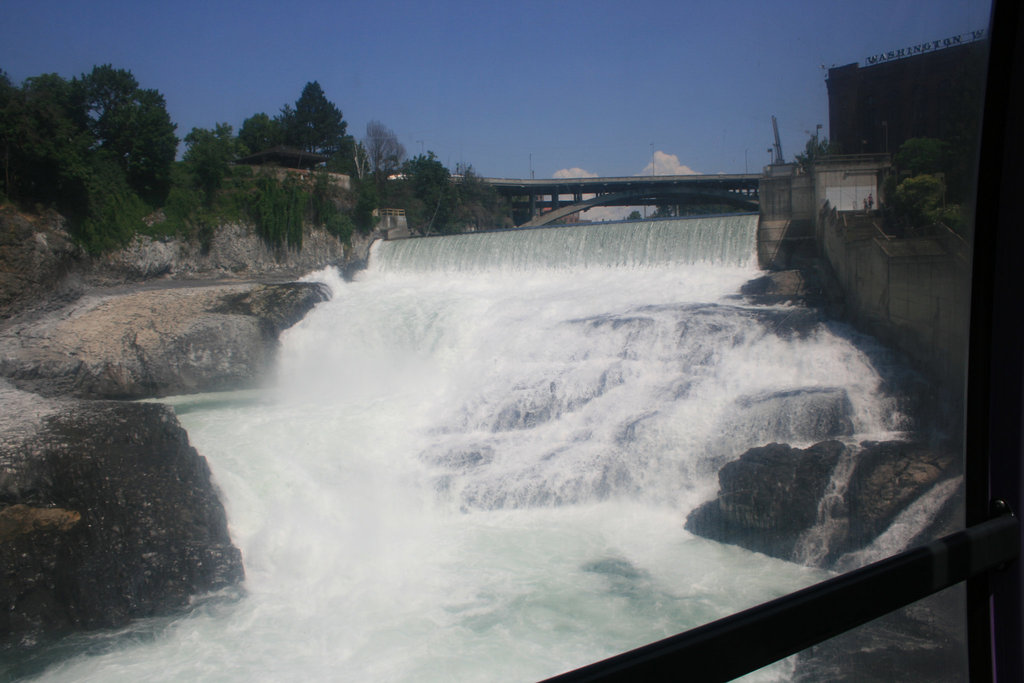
[582,557,648,580]
[845,440,959,551]
[211,282,331,337]
[0,400,243,649]
[740,269,813,305]
[689,438,963,566]
[685,441,847,560]
[740,262,844,312]
[0,282,329,399]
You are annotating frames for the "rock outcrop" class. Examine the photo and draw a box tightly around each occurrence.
[0,395,244,649]
[0,207,346,650]
[844,440,960,551]
[0,206,370,320]
[685,441,846,559]
[686,439,962,566]
[90,223,372,286]
[0,281,330,399]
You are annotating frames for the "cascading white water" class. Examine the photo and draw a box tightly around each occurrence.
[24,216,913,682]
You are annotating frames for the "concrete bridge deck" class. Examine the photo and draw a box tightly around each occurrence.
[481,174,760,226]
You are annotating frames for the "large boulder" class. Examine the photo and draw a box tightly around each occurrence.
[685,441,847,560]
[0,399,244,649]
[844,440,959,551]
[0,282,330,399]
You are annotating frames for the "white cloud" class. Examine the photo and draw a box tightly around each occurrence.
[642,150,698,176]
[546,153,699,222]
[553,167,599,179]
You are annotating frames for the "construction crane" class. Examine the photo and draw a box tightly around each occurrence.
[771,115,785,164]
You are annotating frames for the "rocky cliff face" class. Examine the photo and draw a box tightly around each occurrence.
[0,394,244,649]
[0,282,329,399]
[91,223,372,286]
[0,207,345,650]
[0,209,86,320]
[0,206,370,320]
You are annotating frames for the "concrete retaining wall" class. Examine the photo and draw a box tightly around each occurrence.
[819,204,970,388]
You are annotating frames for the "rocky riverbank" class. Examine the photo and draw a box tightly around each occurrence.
[0,205,371,321]
[0,390,244,649]
[680,266,968,680]
[0,207,347,650]
[0,281,329,399]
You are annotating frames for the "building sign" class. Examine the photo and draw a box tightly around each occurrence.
[864,30,986,66]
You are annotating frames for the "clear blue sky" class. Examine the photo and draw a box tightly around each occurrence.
[1,0,991,179]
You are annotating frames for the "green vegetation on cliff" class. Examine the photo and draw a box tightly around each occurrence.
[1,65,510,253]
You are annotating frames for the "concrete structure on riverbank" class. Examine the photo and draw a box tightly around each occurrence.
[758,155,969,390]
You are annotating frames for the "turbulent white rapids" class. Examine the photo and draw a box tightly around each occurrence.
[30,216,911,682]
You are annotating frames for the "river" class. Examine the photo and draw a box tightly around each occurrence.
[26,215,912,681]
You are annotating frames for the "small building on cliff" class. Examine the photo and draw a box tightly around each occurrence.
[235,146,350,190]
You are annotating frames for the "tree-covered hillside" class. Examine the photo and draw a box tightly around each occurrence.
[1,65,511,254]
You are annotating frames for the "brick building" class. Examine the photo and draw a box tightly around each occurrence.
[825,32,988,155]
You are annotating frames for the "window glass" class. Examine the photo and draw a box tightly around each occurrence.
[0,1,991,681]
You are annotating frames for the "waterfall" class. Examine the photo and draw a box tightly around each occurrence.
[20,215,914,682]
[793,449,859,566]
[372,214,758,273]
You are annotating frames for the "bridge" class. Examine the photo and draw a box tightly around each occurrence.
[481,174,761,227]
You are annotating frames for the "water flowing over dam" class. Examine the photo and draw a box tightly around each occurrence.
[27,215,916,681]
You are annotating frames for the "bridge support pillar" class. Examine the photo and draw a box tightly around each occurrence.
[529,192,536,219]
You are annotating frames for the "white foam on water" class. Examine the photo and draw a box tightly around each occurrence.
[25,217,911,682]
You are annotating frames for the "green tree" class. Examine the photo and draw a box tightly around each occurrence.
[353,178,378,234]
[451,165,508,231]
[184,123,242,204]
[894,138,950,177]
[252,174,305,249]
[237,112,283,155]
[280,81,346,156]
[627,210,643,220]
[891,173,945,229]
[0,69,16,200]
[794,135,837,171]
[402,152,454,234]
[78,156,149,253]
[1,72,92,215]
[75,65,177,204]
